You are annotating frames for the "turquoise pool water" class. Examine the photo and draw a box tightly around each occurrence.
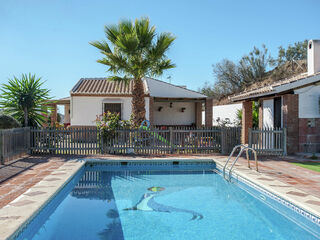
[16,162,320,240]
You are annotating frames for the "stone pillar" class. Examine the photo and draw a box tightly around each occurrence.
[149,97,154,126]
[258,100,263,129]
[282,94,299,154]
[241,101,252,144]
[195,102,203,128]
[205,98,213,127]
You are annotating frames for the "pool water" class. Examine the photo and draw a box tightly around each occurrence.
[16,163,320,240]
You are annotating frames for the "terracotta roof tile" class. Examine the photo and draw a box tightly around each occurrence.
[71,78,138,95]
[70,77,207,98]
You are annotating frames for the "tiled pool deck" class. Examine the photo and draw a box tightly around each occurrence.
[0,154,319,239]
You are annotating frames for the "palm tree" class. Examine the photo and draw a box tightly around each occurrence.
[90,17,176,126]
[0,73,52,127]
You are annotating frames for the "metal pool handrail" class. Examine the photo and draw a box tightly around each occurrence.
[223,144,258,181]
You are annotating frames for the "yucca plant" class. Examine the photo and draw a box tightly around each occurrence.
[90,17,176,126]
[0,73,52,127]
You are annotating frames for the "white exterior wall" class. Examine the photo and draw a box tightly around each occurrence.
[153,102,195,125]
[295,85,320,118]
[212,103,242,126]
[201,103,242,126]
[71,96,150,126]
[263,99,274,128]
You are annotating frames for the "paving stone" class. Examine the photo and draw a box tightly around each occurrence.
[43,178,61,182]
[9,200,35,207]
[257,177,274,181]
[286,191,309,197]
[0,216,21,220]
[24,191,46,197]
[305,200,320,206]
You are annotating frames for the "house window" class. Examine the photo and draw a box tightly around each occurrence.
[104,103,122,119]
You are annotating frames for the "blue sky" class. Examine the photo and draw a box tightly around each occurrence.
[1,0,320,100]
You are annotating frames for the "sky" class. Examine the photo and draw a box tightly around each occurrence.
[1,0,320,100]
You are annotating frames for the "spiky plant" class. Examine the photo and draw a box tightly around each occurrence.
[0,73,52,127]
[90,17,175,126]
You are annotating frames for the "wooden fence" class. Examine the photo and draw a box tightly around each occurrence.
[30,127,100,155]
[0,126,286,159]
[29,126,241,155]
[102,127,241,155]
[0,127,30,164]
[249,128,287,155]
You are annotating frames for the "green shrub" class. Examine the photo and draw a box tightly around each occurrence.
[0,114,21,129]
[96,112,130,142]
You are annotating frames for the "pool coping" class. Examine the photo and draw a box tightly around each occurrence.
[0,157,320,239]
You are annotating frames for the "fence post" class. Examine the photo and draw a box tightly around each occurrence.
[221,128,226,155]
[248,128,252,148]
[283,128,287,156]
[169,127,173,154]
[100,129,104,154]
[0,130,3,164]
[26,127,31,154]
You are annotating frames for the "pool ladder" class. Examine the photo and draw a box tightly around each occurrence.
[223,144,258,182]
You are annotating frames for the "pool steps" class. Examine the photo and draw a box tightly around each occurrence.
[223,144,258,181]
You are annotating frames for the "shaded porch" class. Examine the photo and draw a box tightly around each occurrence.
[149,97,213,128]
[48,97,70,127]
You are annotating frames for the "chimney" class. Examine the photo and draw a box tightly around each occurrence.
[307,39,320,75]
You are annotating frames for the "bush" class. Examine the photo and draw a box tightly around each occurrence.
[0,114,21,129]
[96,112,130,142]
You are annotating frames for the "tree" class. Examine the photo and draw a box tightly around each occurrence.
[0,73,52,127]
[200,45,273,99]
[239,45,273,85]
[90,17,176,126]
[277,40,308,66]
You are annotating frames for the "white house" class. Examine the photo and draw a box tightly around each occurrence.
[54,78,210,128]
[202,103,242,126]
[230,39,320,153]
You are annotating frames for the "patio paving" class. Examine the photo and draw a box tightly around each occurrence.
[0,156,69,208]
[230,155,320,199]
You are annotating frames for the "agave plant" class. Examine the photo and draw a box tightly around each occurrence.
[90,17,175,126]
[0,73,52,127]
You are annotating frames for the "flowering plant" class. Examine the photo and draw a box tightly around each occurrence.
[96,111,130,142]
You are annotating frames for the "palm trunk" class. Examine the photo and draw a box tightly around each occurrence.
[132,79,146,127]
[24,107,28,127]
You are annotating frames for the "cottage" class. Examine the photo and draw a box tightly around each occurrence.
[230,40,320,154]
[53,78,210,128]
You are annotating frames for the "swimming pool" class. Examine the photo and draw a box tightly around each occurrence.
[14,161,320,240]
